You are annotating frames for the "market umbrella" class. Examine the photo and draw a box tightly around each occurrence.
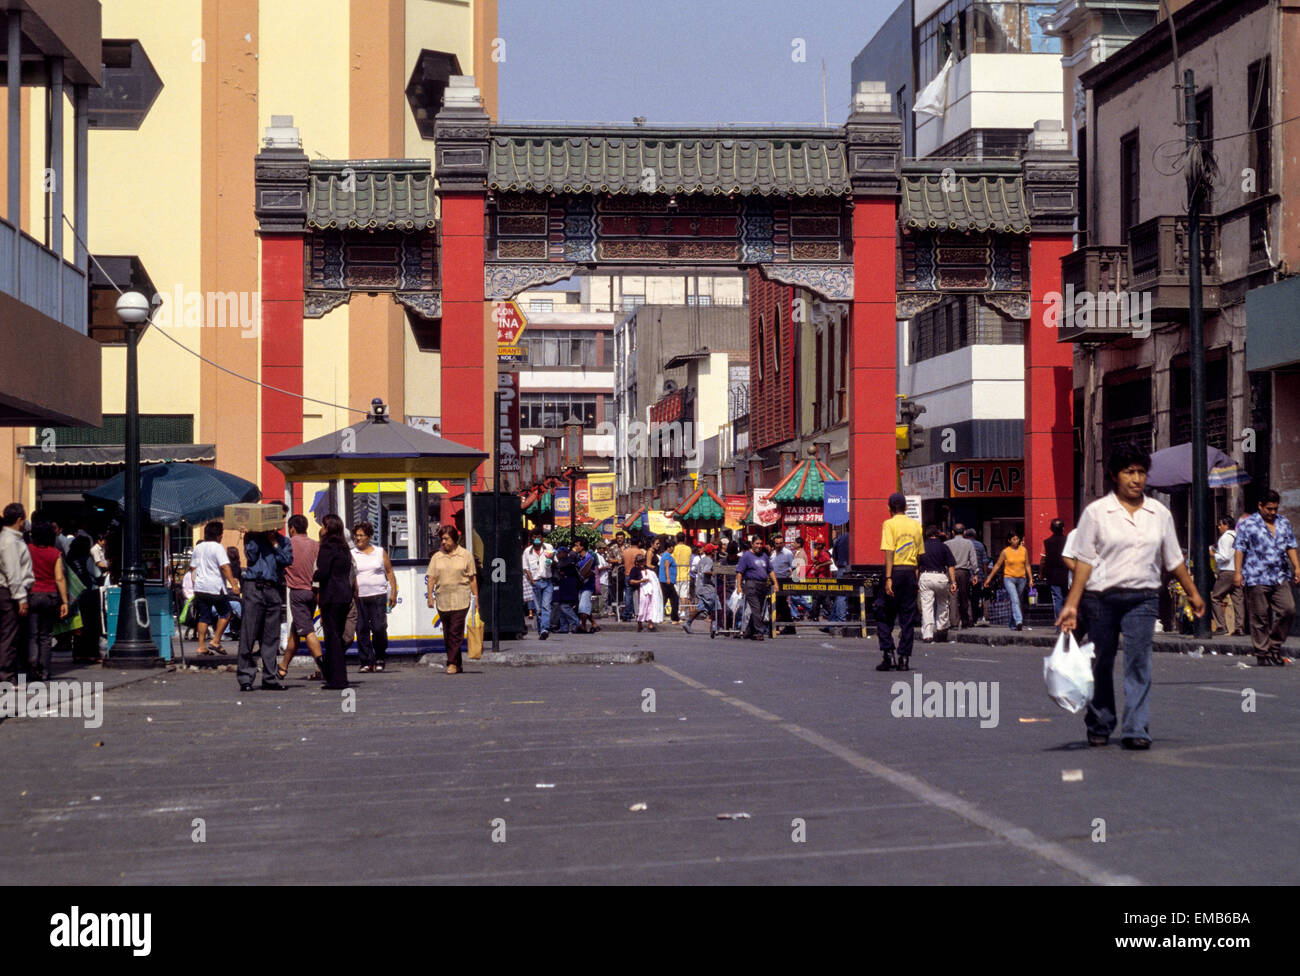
[1145,443,1250,491]
[85,462,261,525]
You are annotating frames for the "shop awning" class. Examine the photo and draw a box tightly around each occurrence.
[20,443,216,467]
[767,458,840,504]
[621,506,646,530]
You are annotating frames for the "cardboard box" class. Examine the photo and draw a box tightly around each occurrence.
[223,503,284,533]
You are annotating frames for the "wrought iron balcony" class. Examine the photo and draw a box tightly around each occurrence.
[1127,214,1220,315]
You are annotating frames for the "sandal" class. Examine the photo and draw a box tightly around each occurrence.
[197,647,220,656]
[276,667,288,680]
[307,669,323,680]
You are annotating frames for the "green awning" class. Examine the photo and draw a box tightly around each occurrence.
[673,486,726,524]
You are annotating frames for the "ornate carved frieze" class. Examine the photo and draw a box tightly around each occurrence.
[844,109,902,197]
[1021,151,1079,232]
[979,291,1031,321]
[303,290,351,319]
[896,291,944,318]
[254,147,310,233]
[394,291,443,319]
[760,263,854,302]
[484,263,578,300]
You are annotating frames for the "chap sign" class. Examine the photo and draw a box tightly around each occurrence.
[949,462,1024,498]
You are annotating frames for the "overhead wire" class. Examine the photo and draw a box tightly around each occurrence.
[63,214,367,416]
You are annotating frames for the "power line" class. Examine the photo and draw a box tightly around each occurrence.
[64,215,367,416]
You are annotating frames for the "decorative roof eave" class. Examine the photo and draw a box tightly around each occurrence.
[487,129,851,198]
[899,174,1032,235]
[622,506,647,530]
[307,160,436,231]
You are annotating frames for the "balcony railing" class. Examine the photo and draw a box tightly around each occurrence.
[1127,214,1220,314]
[1057,245,1130,342]
[0,216,88,335]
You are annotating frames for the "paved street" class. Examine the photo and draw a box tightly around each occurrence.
[2,632,1295,886]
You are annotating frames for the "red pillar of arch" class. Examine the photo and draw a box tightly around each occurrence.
[259,233,305,510]
[439,190,488,488]
[1023,232,1075,559]
[849,197,900,566]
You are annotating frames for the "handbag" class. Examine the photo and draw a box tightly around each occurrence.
[466,598,484,659]
[53,564,86,636]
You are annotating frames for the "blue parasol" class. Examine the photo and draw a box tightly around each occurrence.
[85,462,261,525]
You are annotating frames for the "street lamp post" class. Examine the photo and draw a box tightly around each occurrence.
[563,415,583,543]
[112,292,161,666]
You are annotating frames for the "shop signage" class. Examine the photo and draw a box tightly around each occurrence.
[900,462,946,499]
[781,504,824,524]
[949,461,1024,498]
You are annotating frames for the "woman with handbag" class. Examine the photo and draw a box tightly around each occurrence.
[984,532,1035,631]
[313,514,353,689]
[65,536,102,664]
[25,520,68,680]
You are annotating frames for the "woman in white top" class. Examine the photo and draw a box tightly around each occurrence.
[1056,446,1205,751]
[351,520,398,673]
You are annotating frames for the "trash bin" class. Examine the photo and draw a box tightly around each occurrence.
[104,584,174,661]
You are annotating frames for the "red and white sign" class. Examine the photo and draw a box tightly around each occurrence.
[753,490,780,527]
[949,461,1024,498]
[493,300,527,346]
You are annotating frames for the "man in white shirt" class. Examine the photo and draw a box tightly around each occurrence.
[522,534,554,640]
[0,503,34,684]
[1208,516,1245,636]
[191,520,241,654]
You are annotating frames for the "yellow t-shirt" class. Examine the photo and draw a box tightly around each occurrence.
[881,514,923,568]
[672,543,692,582]
[1002,545,1029,578]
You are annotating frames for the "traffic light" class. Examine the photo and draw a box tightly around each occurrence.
[897,395,926,455]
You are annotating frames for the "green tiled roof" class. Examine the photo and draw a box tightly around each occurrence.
[900,174,1030,234]
[673,486,726,524]
[768,459,840,504]
[308,160,435,230]
[488,127,850,197]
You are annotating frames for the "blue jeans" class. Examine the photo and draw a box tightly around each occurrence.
[1051,584,1066,620]
[1082,588,1159,740]
[532,578,553,635]
[1003,576,1026,626]
[553,602,580,633]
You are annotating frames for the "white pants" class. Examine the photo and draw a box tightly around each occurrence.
[919,572,951,640]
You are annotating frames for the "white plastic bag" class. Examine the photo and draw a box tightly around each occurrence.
[728,589,744,615]
[1043,630,1096,714]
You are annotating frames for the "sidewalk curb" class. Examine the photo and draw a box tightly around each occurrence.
[947,628,1291,656]
[417,650,655,667]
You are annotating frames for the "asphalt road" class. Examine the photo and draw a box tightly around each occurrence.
[1,631,1295,885]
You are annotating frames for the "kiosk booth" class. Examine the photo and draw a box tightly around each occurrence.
[267,401,488,652]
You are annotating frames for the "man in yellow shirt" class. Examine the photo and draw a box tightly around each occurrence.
[876,492,923,672]
[672,533,693,618]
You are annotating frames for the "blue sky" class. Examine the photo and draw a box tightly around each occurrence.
[496,0,899,126]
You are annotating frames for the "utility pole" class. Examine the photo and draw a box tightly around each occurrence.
[492,389,501,653]
[1185,69,1210,637]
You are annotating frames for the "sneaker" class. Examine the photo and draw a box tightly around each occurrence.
[539,631,549,641]
[683,618,692,634]
[1120,737,1151,750]
[1014,623,1023,632]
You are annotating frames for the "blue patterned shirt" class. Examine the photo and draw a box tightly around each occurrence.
[1234,513,1298,586]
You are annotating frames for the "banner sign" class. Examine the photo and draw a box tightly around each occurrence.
[948,461,1024,498]
[822,480,848,526]
[554,487,570,517]
[647,510,682,535]
[494,300,528,366]
[752,490,779,527]
[587,473,616,521]
[724,494,748,531]
[905,495,922,521]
